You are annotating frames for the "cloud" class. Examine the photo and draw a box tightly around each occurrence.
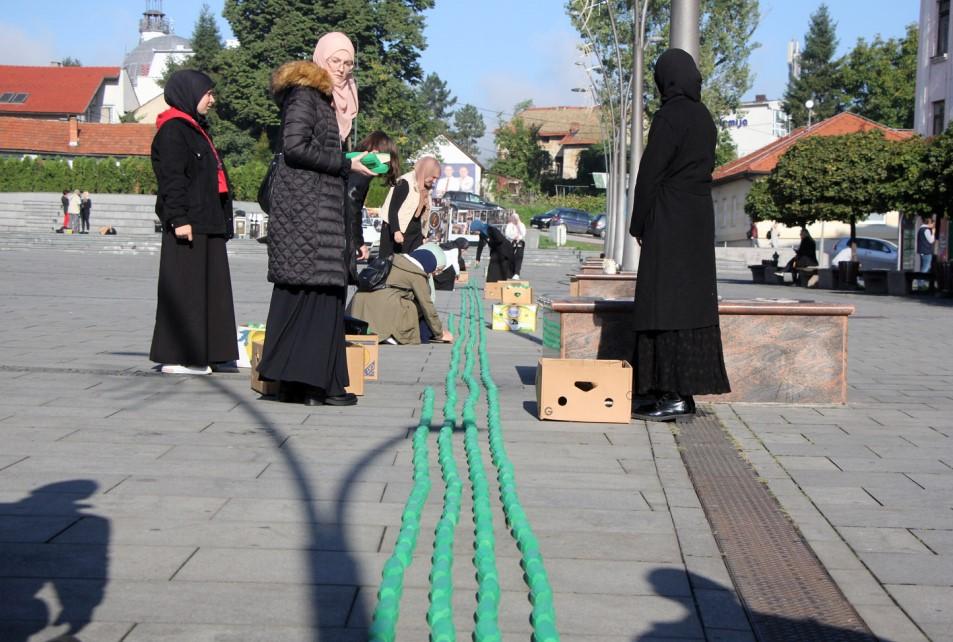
[0,23,56,65]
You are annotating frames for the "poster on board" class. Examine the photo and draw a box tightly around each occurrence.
[433,163,477,198]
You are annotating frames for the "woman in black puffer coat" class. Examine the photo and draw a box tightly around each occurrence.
[257,32,375,406]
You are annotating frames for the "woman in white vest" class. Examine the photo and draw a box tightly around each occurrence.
[378,156,441,258]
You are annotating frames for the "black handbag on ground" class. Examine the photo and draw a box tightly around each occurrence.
[357,256,393,292]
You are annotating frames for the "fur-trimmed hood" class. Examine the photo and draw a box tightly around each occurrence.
[271,61,334,102]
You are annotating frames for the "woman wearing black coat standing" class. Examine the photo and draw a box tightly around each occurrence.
[257,32,375,406]
[629,49,730,421]
[472,219,515,283]
[149,70,238,375]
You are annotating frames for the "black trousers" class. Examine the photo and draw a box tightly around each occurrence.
[150,232,238,366]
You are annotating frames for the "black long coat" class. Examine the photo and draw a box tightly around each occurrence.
[151,118,233,235]
[477,226,514,282]
[267,61,350,287]
[630,49,719,331]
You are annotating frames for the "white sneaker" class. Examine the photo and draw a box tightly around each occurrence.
[161,364,212,375]
[512,274,520,279]
[382,337,398,345]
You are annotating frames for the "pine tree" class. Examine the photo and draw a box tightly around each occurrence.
[783,3,841,128]
[418,73,457,128]
[451,105,485,156]
[190,4,225,73]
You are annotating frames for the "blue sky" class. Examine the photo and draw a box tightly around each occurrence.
[1,1,918,156]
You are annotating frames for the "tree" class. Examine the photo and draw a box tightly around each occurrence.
[451,104,485,156]
[219,0,436,152]
[783,4,842,128]
[161,4,225,86]
[839,24,917,129]
[881,135,931,219]
[744,177,779,222]
[768,133,892,256]
[418,73,456,128]
[493,115,552,193]
[60,57,81,67]
[715,129,738,167]
[922,123,953,219]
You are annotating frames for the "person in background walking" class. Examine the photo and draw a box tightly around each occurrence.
[917,216,936,290]
[67,189,82,233]
[79,191,91,234]
[504,212,526,279]
[60,189,69,231]
[149,69,238,375]
[257,32,376,406]
[628,48,730,422]
[346,130,400,282]
[378,156,441,259]
[747,221,758,247]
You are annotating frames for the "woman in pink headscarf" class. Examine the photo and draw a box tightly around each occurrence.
[257,33,375,407]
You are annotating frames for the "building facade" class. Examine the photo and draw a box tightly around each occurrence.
[916,0,953,136]
[512,106,602,180]
[720,95,791,158]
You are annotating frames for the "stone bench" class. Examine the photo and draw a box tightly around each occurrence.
[568,272,637,298]
[540,296,854,405]
[860,269,889,294]
[887,270,935,295]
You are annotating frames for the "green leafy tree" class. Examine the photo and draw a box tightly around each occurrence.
[783,4,842,127]
[768,132,892,254]
[450,104,485,156]
[493,116,552,193]
[839,24,917,129]
[60,57,81,67]
[743,177,780,222]
[715,128,738,167]
[923,123,953,219]
[881,135,930,219]
[418,72,456,128]
[161,4,225,85]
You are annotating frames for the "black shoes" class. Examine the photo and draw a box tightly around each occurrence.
[277,382,358,406]
[632,393,696,422]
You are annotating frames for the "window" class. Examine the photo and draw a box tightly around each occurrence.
[939,0,950,56]
[934,101,946,136]
[0,92,28,104]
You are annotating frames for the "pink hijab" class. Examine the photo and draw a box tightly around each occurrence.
[313,32,359,141]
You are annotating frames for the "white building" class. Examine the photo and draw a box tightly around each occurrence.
[720,95,791,158]
[915,0,953,136]
[123,1,193,106]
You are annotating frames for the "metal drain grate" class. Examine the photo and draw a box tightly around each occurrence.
[676,410,876,641]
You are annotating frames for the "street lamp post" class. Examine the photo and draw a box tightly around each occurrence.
[670,0,700,62]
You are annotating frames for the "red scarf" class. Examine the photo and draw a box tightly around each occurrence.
[156,108,228,194]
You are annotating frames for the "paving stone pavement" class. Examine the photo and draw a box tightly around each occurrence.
[0,241,949,641]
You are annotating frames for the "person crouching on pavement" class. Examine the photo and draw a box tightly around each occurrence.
[349,246,454,345]
[471,219,515,282]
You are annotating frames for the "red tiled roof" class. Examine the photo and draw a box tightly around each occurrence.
[713,112,916,185]
[0,116,153,157]
[0,66,120,116]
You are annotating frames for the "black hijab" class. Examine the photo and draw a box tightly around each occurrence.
[653,48,702,104]
[164,69,214,126]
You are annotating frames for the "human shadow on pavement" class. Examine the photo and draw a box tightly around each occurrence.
[218,377,412,640]
[636,569,879,642]
[0,480,109,642]
[514,365,536,385]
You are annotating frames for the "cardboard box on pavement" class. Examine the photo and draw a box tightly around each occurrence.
[237,324,266,368]
[536,358,632,424]
[250,339,279,396]
[345,334,380,381]
[345,342,365,396]
[484,279,529,300]
[501,283,532,305]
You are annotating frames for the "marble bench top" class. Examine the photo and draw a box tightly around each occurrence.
[539,296,855,317]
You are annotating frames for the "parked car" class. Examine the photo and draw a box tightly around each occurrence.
[530,209,558,229]
[827,236,898,270]
[361,208,381,257]
[550,208,593,234]
[443,191,502,213]
[588,213,607,238]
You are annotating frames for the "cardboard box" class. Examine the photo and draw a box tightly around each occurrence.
[345,342,365,396]
[501,284,532,305]
[236,324,266,368]
[250,339,279,396]
[345,334,380,381]
[491,304,538,332]
[536,358,632,424]
[484,279,530,300]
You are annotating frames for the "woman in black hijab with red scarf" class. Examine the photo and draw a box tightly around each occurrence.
[629,49,730,421]
[149,70,238,375]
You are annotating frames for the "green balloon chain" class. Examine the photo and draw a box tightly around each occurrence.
[368,385,435,642]
[468,285,561,642]
[459,287,503,642]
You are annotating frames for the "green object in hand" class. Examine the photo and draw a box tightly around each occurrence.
[346,152,391,174]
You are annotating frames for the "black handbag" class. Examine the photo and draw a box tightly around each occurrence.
[357,256,393,292]
[257,152,282,214]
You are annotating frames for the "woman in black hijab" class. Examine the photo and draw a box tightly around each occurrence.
[149,70,237,375]
[629,49,730,421]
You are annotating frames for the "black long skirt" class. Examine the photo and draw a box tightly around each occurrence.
[150,231,238,366]
[257,284,350,395]
[633,325,731,396]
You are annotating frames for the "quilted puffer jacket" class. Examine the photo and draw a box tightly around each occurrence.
[266,61,350,287]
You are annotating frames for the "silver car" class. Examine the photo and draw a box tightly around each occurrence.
[827,237,898,270]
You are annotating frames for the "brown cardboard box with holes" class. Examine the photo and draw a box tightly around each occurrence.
[535,358,632,423]
[345,334,380,381]
[501,283,532,305]
[345,342,365,396]
[250,339,280,396]
[484,279,529,300]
